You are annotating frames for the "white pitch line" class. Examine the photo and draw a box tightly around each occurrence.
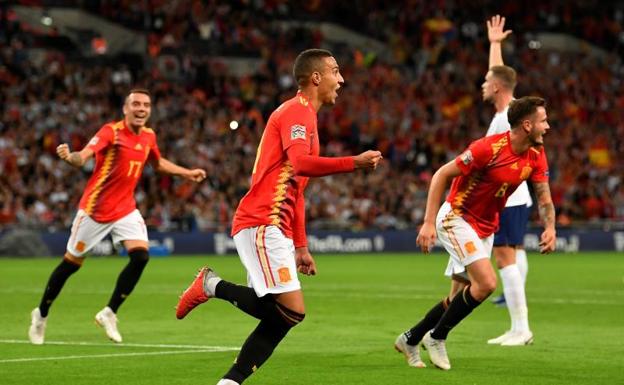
[0,339,237,350]
[306,291,623,305]
[0,349,237,364]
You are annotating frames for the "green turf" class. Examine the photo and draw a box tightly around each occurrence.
[1,252,623,385]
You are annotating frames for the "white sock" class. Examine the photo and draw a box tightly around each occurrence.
[499,264,529,332]
[515,248,529,285]
[203,275,222,296]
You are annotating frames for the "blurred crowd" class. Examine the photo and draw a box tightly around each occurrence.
[1,1,623,232]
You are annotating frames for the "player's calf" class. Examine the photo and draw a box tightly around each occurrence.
[223,302,305,384]
[37,258,81,317]
[108,248,149,312]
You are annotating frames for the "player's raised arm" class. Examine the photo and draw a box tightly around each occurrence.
[286,145,382,177]
[487,14,512,69]
[533,181,556,254]
[353,150,383,170]
[416,160,462,253]
[56,143,94,168]
[155,157,206,182]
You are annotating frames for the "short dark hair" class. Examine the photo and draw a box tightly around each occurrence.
[127,88,150,98]
[490,65,517,91]
[124,88,151,104]
[293,49,334,87]
[508,96,546,128]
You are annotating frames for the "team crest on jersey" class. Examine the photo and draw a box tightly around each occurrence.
[460,150,473,165]
[290,124,306,140]
[88,136,100,146]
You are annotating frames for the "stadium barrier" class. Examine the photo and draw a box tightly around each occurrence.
[1,228,623,256]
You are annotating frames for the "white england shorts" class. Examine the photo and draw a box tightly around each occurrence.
[66,209,148,257]
[233,225,300,297]
[436,202,493,278]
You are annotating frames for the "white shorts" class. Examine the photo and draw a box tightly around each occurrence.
[233,225,300,297]
[436,202,493,278]
[66,209,148,257]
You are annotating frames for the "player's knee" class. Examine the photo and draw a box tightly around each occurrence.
[63,252,84,267]
[275,302,305,328]
[469,277,497,301]
[128,248,149,266]
[61,255,83,273]
[478,278,497,297]
[494,246,515,268]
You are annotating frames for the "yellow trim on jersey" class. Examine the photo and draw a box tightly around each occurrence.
[67,211,86,252]
[252,132,267,175]
[141,126,154,134]
[255,225,275,288]
[442,211,466,261]
[268,161,294,226]
[490,135,508,156]
[454,135,509,214]
[452,174,480,215]
[84,125,119,215]
[298,96,309,106]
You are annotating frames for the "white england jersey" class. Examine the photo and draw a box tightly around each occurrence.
[486,105,533,208]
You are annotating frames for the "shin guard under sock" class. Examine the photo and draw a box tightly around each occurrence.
[38,258,81,317]
[430,286,481,340]
[107,248,149,312]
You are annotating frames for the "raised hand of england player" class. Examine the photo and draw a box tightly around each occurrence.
[487,14,512,43]
[416,222,437,253]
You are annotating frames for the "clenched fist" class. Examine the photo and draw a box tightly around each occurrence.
[56,143,70,161]
[354,150,383,170]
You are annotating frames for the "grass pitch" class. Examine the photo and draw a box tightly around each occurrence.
[1,252,622,385]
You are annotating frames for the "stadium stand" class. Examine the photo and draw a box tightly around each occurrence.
[1,1,623,232]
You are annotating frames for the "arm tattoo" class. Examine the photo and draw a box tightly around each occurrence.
[534,182,556,228]
[538,201,555,228]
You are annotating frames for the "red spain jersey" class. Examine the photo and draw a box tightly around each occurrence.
[232,92,318,239]
[447,132,549,238]
[78,120,161,222]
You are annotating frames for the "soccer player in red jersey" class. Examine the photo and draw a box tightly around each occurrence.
[28,89,206,345]
[482,15,535,347]
[176,49,382,385]
[394,96,556,370]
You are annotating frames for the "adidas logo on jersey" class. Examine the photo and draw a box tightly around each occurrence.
[134,143,143,151]
[510,162,518,170]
